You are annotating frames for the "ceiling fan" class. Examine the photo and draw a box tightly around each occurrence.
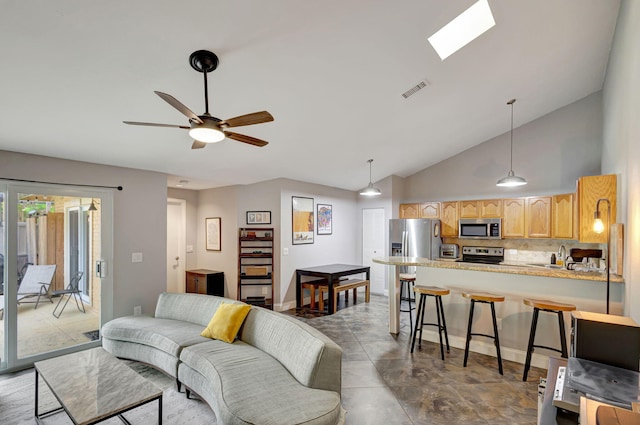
[124,50,273,149]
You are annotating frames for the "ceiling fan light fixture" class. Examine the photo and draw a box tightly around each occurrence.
[189,122,225,143]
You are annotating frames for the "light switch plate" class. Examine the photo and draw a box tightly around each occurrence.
[132,252,143,263]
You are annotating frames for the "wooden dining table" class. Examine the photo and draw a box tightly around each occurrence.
[295,264,370,314]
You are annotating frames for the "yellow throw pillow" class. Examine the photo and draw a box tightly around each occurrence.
[201,302,252,343]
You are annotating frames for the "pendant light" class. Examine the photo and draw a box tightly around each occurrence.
[359,159,382,196]
[496,99,527,187]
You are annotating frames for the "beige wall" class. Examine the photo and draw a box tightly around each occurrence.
[1,150,167,320]
[403,92,603,202]
[601,0,640,321]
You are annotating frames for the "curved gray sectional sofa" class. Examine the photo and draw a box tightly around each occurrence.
[102,292,344,425]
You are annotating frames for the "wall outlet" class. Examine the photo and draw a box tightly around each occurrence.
[261,287,269,295]
[134,305,142,316]
[132,252,143,263]
[283,248,289,256]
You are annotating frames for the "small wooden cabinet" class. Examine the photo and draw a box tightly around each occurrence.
[577,174,617,243]
[238,227,274,309]
[399,203,420,218]
[186,269,224,296]
[440,201,459,237]
[459,200,480,219]
[502,198,526,238]
[459,199,502,219]
[419,202,440,219]
[552,194,574,239]
[526,196,552,238]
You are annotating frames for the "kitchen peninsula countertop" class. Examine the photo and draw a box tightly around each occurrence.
[373,256,624,283]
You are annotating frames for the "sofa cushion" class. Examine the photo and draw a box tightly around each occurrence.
[154,292,245,327]
[102,316,209,357]
[201,302,251,343]
[180,340,342,425]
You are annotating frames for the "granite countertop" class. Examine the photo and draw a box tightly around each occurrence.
[372,256,624,283]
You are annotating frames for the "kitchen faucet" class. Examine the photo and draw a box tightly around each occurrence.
[558,245,566,267]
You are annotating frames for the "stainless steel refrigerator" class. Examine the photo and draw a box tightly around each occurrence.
[389,219,442,272]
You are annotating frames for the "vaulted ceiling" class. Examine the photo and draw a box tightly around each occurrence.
[0,0,620,191]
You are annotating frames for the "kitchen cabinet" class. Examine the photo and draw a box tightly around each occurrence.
[552,194,574,239]
[503,198,526,238]
[459,199,502,218]
[186,269,224,296]
[526,196,552,238]
[577,174,617,243]
[459,200,480,218]
[440,201,459,237]
[419,202,440,219]
[238,227,274,309]
[399,203,420,219]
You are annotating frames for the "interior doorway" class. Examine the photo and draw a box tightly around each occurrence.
[166,198,186,293]
[362,208,386,295]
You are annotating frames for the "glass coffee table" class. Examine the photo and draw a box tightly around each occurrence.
[34,347,162,424]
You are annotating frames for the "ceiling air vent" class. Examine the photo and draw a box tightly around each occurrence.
[402,80,429,99]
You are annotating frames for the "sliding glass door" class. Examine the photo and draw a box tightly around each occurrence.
[0,182,111,371]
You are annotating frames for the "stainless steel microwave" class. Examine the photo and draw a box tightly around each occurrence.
[458,218,502,239]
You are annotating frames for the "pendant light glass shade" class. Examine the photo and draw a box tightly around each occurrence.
[360,159,382,196]
[496,99,527,187]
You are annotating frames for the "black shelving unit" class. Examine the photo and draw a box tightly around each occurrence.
[238,227,274,309]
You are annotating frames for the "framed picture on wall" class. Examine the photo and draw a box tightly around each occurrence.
[205,217,221,251]
[292,196,314,244]
[317,204,332,235]
[247,211,271,225]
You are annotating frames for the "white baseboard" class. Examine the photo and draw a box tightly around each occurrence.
[416,329,550,369]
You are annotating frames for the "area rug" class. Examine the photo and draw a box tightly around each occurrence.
[83,329,100,341]
[0,360,217,424]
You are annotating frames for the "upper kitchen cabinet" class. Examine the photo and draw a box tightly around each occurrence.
[399,203,420,218]
[459,199,502,218]
[480,199,503,218]
[503,198,525,238]
[577,174,617,243]
[526,196,552,238]
[419,202,440,219]
[459,200,480,218]
[552,194,575,239]
[441,201,459,237]
[399,202,441,219]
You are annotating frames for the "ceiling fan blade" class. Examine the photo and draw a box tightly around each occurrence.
[123,121,190,129]
[220,111,274,128]
[225,131,268,147]
[154,91,203,124]
[191,140,207,149]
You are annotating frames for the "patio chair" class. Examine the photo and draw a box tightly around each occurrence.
[52,271,85,318]
[16,264,56,309]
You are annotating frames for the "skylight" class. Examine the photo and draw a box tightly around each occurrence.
[428,0,496,60]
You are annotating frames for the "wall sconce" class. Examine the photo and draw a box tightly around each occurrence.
[593,198,611,314]
[88,199,99,211]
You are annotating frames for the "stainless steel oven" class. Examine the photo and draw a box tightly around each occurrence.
[458,218,502,239]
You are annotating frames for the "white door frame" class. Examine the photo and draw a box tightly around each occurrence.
[167,198,186,293]
[362,207,387,296]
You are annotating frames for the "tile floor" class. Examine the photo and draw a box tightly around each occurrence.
[285,292,546,425]
[1,291,545,424]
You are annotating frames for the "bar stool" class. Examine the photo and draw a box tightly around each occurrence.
[411,285,450,360]
[462,291,505,375]
[522,298,576,381]
[399,273,416,333]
